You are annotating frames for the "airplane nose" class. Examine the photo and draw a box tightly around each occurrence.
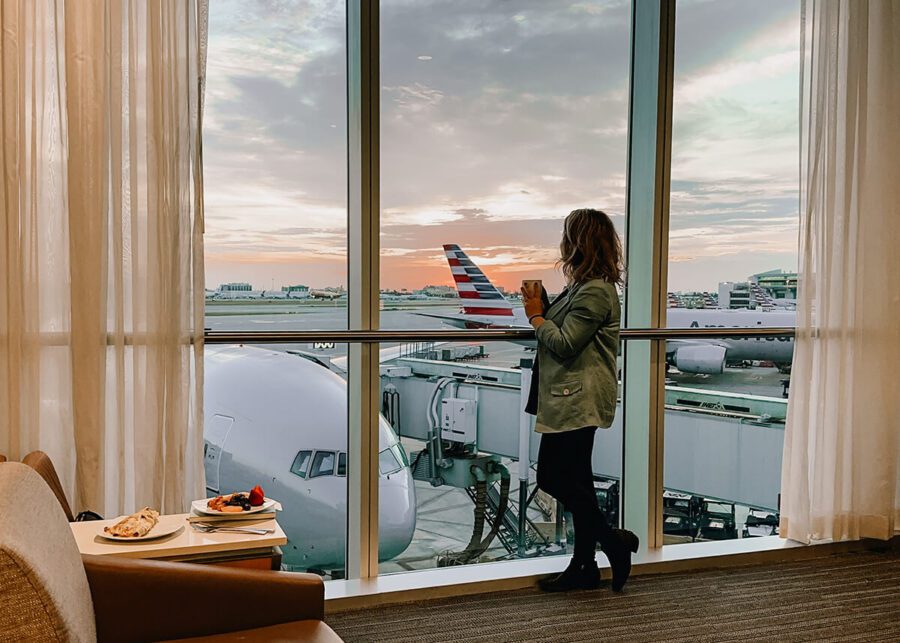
[378,467,416,561]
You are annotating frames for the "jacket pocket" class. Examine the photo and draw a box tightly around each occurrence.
[550,380,582,397]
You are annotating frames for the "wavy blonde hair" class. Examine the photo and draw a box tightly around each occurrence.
[558,208,624,286]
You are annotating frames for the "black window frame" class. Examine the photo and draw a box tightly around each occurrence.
[310,450,337,479]
[290,450,313,479]
[378,448,402,476]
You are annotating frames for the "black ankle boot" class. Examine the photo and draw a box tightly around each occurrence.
[599,529,639,592]
[538,559,600,592]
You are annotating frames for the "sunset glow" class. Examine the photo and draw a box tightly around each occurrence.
[203,0,799,294]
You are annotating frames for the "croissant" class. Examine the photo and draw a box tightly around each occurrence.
[103,507,160,538]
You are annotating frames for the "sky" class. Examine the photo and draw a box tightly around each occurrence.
[202,0,800,293]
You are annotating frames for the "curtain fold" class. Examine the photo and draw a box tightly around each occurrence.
[781,0,900,543]
[1,0,206,515]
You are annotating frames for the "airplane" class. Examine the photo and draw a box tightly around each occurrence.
[207,290,266,301]
[662,308,794,374]
[203,345,416,574]
[416,244,795,375]
[309,288,345,300]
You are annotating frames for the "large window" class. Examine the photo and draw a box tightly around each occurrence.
[202,0,800,583]
[204,0,348,332]
[380,0,630,320]
[378,339,623,573]
[203,343,352,575]
[660,333,787,544]
[660,0,800,544]
[376,0,631,572]
[668,0,800,320]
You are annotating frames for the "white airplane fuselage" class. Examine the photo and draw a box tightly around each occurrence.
[309,290,343,300]
[204,345,416,571]
[665,308,795,365]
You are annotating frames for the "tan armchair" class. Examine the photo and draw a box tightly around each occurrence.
[21,450,78,521]
[21,450,104,522]
[0,462,343,642]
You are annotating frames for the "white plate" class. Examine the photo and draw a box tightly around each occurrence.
[99,519,182,542]
[191,496,277,516]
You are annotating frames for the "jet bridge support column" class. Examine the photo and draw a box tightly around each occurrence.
[517,359,534,557]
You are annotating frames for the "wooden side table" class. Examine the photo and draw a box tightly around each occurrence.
[70,513,287,571]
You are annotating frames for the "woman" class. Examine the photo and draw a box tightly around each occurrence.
[521,208,638,593]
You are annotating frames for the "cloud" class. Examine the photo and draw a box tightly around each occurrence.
[663,0,801,291]
[202,0,801,292]
[383,83,446,112]
[676,51,798,105]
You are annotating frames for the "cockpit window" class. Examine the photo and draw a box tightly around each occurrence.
[378,448,402,476]
[310,451,336,478]
[290,450,312,479]
[337,452,347,476]
[392,444,409,468]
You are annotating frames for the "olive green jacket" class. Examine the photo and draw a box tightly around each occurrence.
[531,278,620,433]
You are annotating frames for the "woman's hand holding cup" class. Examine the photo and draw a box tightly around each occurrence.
[521,279,545,321]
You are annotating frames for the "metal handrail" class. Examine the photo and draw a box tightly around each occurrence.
[1,326,796,347]
[203,326,795,344]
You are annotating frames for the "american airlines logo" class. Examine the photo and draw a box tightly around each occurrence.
[688,320,791,341]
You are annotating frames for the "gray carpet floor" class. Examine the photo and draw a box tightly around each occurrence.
[328,549,900,642]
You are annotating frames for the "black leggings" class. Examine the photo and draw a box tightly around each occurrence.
[536,426,614,564]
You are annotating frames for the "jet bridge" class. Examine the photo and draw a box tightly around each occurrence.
[381,357,785,527]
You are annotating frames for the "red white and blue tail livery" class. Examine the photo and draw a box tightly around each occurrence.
[416,245,529,328]
[445,244,519,318]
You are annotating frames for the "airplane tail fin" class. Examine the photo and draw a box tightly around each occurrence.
[442,244,515,318]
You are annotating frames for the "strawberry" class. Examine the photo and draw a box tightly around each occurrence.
[249,484,265,507]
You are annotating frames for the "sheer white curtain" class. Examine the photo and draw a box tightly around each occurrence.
[1,0,206,516]
[781,0,900,543]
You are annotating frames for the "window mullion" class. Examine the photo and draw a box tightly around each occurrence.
[346,0,380,580]
[622,0,675,551]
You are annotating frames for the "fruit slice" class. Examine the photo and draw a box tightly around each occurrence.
[249,484,265,507]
